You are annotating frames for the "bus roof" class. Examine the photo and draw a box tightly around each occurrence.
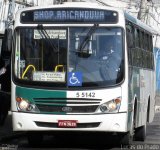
[16,2,122,12]
[124,12,157,35]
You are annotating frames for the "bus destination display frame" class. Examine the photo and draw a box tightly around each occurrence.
[20,8,118,24]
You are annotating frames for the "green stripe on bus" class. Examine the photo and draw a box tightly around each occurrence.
[16,86,67,103]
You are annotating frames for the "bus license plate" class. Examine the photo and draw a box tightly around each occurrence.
[58,120,77,128]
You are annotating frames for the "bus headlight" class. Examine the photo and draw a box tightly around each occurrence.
[19,100,29,110]
[16,97,39,112]
[99,97,121,113]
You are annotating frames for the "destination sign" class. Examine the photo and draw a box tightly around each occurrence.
[20,8,118,23]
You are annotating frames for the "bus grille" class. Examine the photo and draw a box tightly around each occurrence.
[33,98,101,114]
[35,121,101,128]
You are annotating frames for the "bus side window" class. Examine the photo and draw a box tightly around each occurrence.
[135,29,140,48]
[140,31,144,50]
[126,27,134,49]
[126,24,135,66]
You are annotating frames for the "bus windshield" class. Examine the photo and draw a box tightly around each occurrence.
[14,27,124,88]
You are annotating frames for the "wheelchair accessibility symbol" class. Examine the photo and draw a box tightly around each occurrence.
[68,72,82,86]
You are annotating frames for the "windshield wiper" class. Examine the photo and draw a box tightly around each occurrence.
[37,24,58,53]
[78,24,99,52]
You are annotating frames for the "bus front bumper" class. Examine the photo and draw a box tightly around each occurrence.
[12,112,128,132]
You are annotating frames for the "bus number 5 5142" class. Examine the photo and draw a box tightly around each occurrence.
[76,92,95,98]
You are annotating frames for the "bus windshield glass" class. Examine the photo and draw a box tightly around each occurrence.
[14,27,124,88]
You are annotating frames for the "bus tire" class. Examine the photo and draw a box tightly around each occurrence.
[120,131,133,145]
[27,132,43,147]
[134,124,146,141]
[135,101,148,141]
[120,102,136,145]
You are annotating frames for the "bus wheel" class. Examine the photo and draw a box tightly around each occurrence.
[135,104,147,141]
[120,108,135,145]
[27,132,43,147]
[134,124,146,141]
[120,131,133,145]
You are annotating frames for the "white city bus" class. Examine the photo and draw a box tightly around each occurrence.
[12,2,156,145]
